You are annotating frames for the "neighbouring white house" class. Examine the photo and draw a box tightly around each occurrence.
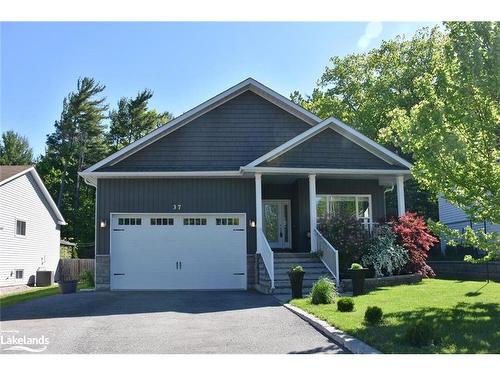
[438,195,500,254]
[0,165,66,287]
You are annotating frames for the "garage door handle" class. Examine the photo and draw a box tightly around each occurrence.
[179,261,182,269]
[233,229,244,231]
[114,273,125,276]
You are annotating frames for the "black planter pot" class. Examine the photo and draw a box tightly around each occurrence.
[59,280,78,294]
[288,271,305,299]
[348,269,369,296]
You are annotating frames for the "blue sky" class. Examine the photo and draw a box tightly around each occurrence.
[1,22,438,157]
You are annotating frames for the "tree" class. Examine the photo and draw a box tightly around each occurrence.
[0,130,34,165]
[108,89,173,151]
[38,77,109,246]
[291,27,445,219]
[383,22,499,262]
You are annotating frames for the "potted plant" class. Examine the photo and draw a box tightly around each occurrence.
[58,267,78,294]
[347,263,369,296]
[288,265,305,299]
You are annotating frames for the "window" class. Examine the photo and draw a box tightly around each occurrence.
[183,217,207,226]
[316,195,372,223]
[16,220,26,236]
[150,218,174,226]
[118,218,142,225]
[15,270,24,279]
[216,217,240,226]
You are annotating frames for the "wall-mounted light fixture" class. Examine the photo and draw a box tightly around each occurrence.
[100,219,107,228]
[249,220,256,228]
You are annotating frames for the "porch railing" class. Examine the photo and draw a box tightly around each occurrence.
[314,229,340,286]
[257,229,275,289]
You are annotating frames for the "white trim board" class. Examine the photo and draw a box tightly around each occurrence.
[83,78,322,173]
[245,117,412,169]
[1,166,66,225]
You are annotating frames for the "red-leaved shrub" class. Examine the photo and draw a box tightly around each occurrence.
[392,212,438,277]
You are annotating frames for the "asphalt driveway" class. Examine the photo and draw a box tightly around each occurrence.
[0,291,347,354]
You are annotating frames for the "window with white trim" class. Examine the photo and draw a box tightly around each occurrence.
[118,218,142,225]
[15,270,24,279]
[183,218,207,226]
[216,217,240,226]
[316,195,372,223]
[16,220,26,236]
[150,218,174,226]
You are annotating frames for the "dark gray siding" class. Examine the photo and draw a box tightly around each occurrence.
[261,128,403,170]
[262,178,387,252]
[96,178,256,255]
[99,91,311,172]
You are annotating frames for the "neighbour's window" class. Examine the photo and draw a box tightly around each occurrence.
[150,218,174,226]
[316,195,371,223]
[15,270,24,279]
[183,218,207,226]
[16,220,26,236]
[118,218,142,225]
[216,217,240,226]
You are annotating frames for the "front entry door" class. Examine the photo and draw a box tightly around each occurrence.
[263,200,291,249]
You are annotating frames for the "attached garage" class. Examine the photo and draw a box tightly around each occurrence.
[110,213,247,290]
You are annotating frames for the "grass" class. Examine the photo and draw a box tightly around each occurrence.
[291,279,500,353]
[0,281,94,309]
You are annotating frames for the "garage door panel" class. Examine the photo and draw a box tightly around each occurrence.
[110,213,246,290]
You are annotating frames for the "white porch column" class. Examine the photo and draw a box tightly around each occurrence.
[396,175,406,217]
[255,173,263,253]
[309,174,317,252]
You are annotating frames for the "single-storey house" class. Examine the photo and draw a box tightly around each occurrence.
[80,78,412,292]
[0,165,66,287]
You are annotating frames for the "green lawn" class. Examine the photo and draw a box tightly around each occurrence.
[291,279,500,354]
[0,282,93,309]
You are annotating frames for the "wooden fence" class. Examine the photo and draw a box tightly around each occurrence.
[58,259,95,280]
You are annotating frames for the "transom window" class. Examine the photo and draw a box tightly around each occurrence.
[216,217,240,226]
[150,218,174,226]
[183,218,207,226]
[16,220,26,236]
[316,195,372,222]
[118,218,142,226]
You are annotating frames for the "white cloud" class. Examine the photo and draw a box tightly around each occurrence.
[357,22,383,50]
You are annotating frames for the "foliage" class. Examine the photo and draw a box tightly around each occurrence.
[404,320,435,347]
[79,270,95,288]
[392,213,438,277]
[38,77,109,246]
[291,279,500,353]
[310,277,337,305]
[382,22,499,262]
[337,297,355,312]
[350,263,364,270]
[289,265,304,273]
[429,220,500,263]
[0,130,33,165]
[318,214,370,275]
[291,27,445,219]
[108,89,173,151]
[364,306,383,325]
[362,226,408,277]
[60,244,78,259]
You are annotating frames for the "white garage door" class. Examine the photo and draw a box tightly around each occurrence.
[110,213,247,290]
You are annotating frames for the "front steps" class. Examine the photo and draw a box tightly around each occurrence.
[256,253,334,296]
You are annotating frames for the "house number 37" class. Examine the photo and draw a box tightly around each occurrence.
[172,204,182,210]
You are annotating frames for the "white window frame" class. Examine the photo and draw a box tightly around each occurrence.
[15,269,24,279]
[317,194,373,223]
[14,218,27,238]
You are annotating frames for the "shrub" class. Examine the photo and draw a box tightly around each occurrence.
[337,297,355,312]
[79,270,95,288]
[289,265,304,273]
[317,214,370,275]
[350,263,363,270]
[392,212,438,277]
[310,277,336,305]
[404,320,434,347]
[362,226,408,277]
[364,306,383,324]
